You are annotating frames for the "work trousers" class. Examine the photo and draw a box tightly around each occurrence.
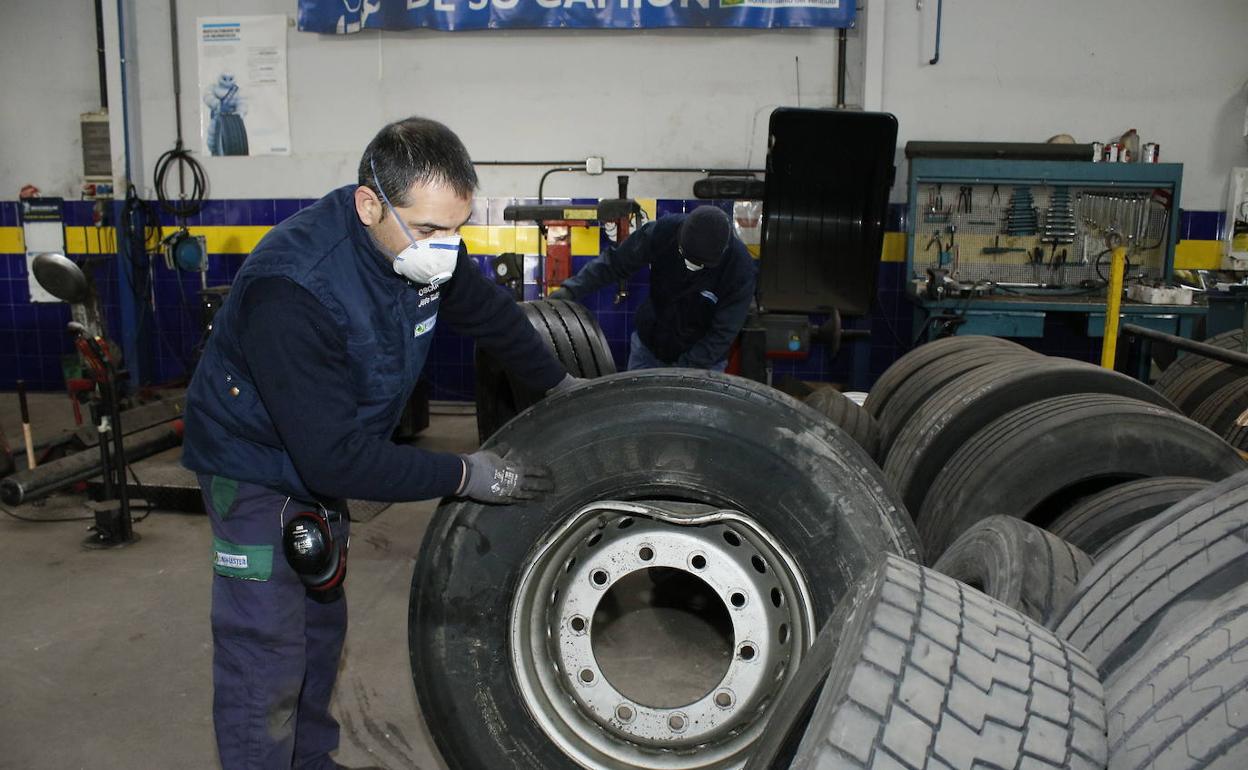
[198,474,350,770]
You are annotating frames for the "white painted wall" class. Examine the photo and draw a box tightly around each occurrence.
[5,0,1246,210]
[0,1,106,196]
[878,0,1248,210]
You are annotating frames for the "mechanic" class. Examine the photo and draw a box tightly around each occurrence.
[549,205,756,371]
[181,116,573,769]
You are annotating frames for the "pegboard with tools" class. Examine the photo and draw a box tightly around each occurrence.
[906,159,1183,296]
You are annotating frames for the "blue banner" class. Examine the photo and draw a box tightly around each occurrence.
[297,0,853,33]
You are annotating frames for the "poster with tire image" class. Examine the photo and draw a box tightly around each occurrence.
[197,15,290,156]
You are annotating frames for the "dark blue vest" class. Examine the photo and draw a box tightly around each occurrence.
[181,186,441,499]
[635,217,755,363]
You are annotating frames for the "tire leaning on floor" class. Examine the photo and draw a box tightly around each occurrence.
[1103,580,1248,770]
[802,387,882,460]
[918,393,1247,563]
[883,358,1174,517]
[1052,470,1248,682]
[863,335,1032,422]
[411,370,919,770]
[1190,375,1248,436]
[931,515,1093,625]
[1047,476,1213,558]
[786,554,1108,770]
[474,299,616,442]
[1153,328,1245,400]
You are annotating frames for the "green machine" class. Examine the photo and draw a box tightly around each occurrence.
[904,156,1203,349]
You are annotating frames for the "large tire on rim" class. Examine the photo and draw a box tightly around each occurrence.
[787,555,1107,770]
[863,335,1032,421]
[883,358,1174,517]
[917,394,1246,563]
[1104,581,1248,770]
[931,515,1093,625]
[410,371,919,770]
[474,299,615,443]
[1052,470,1248,681]
[802,387,882,460]
[1047,476,1212,558]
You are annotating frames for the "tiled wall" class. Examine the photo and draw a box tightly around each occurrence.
[0,198,1230,399]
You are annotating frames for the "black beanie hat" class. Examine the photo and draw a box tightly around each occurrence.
[678,206,732,268]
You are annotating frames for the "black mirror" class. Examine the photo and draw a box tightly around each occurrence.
[32,252,89,304]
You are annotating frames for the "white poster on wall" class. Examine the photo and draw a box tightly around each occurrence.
[197,15,290,157]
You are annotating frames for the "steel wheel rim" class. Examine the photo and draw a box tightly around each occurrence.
[510,501,816,769]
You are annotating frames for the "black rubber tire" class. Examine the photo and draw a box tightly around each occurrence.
[1190,375,1248,435]
[474,299,616,443]
[410,371,920,770]
[875,345,1039,462]
[1052,470,1248,681]
[218,113,249,156]
[787,554,1108,770]
[803,387,882,461]
[918,394,1247,563]
[1154,329,1245,402]
[931,515,1093,626]
[864,335,1033,421]
[1227,422,1248,452]
[1165,359,1246,416]
[1104,581,1248,770]
[1048,476,1213,558]
[883,358,1175,518]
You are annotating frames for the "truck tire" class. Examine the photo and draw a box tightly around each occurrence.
[803,387,882,461]
[1166,359,1246,416]
[884,359,1173,517]
[863,335,1032,421]
[788,554,1107,770]
[411,371,919,770]
[1154,329,1245,403]
[1052,471,1248,681]
[1190,375,1248,436]
[474,299,615,442]
[918,394,1246,562]
[1104,581,1248,770]
[932,516,1093,625]
[1228,422,1248,452]
[1048,477,1212,558]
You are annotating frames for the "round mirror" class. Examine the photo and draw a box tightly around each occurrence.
[32,252,89,304]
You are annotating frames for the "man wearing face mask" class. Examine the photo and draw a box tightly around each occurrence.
[181,117,573,770]
[549,206,756,371]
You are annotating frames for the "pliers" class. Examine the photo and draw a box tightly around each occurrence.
[956,186,973,213]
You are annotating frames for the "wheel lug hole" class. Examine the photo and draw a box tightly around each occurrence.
[738,642,756,661]
[591,569,609,587]
[638,546,654,562]
[714,690,734,709]
[615,704,635,723]
[689,553,707,570]
[579,668,596,684]
[667,712,687,732]
[569,615,587,634]
[730,591,747,608]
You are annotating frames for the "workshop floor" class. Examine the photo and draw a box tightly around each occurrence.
[0,392,459,770]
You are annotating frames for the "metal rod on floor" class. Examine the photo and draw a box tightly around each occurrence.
[1121,325,1248,369]
[17,381,37,470]
[1100,246,1126,369]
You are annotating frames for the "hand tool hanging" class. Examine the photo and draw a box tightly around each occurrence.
[922,0,945,65]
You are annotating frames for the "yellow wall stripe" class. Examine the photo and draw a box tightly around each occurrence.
[2,225,1229,272]
[1174,239,1223,271]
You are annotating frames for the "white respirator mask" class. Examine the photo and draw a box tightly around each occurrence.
[371,161,461,287]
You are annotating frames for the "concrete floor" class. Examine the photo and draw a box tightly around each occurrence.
[0,391,463,770]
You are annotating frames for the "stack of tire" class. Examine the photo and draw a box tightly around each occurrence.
[1152,329,1248,453]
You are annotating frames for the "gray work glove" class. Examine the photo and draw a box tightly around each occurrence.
[546,373,588,396]
[457,451,554,504]
[547,287,574,301]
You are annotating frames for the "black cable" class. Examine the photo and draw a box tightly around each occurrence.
[154,144,207,219]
